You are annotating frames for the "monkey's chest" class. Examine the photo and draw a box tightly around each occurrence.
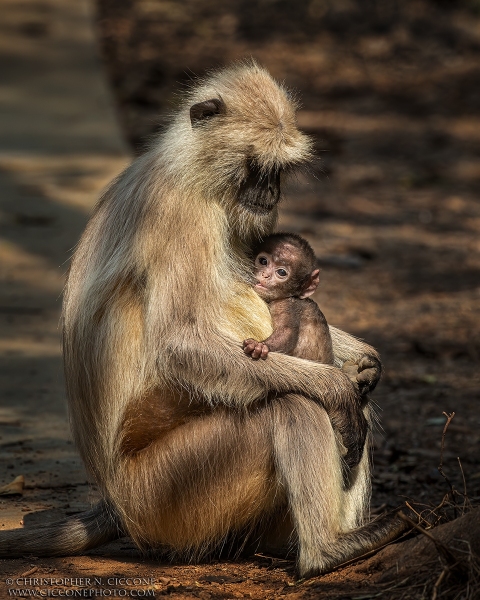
[221,287,273,341]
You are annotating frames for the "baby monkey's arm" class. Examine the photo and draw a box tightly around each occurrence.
[243,298,300,360]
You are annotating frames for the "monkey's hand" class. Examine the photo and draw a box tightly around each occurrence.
[355,354,382,395]
[341,360,360,385]
[243,339,269,360]
[329,327,382,395]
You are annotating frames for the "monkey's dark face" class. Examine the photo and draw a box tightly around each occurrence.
[186,65,313,229]
[253,242,307,301]
[238,162,281,215]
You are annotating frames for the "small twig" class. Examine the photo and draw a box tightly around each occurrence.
[433,493,449,514]
[253,553,292,566]
[431,566,448,600]
[426,494,449,528]
[438,412,458,518]
[405,501,422,520]
[457,456,471,515]
[439,412,455,471]
[405,501,432,529]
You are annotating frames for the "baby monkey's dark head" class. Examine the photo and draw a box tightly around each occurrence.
[253,233,320,302]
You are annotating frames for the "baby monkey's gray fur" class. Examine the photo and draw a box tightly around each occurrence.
[0,62,408,577]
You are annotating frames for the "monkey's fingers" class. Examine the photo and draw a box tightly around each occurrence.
[260,344,269,360]
[357,356,377,372]
[243,339,259,356]
[341,360,359,384]
[251,342,267,360]
[356,369,379,395]
[356,355,382,394]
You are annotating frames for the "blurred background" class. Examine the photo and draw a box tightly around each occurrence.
[0,0,479,594]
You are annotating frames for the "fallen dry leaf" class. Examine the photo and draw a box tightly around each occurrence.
[0,475,24,496]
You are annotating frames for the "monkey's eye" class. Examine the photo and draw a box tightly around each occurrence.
[276,269,288,278]
[258,256,268,266]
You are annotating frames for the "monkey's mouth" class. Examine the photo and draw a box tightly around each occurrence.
[238,163,281,215]
[254,281,271,298]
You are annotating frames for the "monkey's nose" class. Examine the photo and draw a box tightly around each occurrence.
[268,170,281,201]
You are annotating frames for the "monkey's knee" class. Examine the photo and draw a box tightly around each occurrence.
[114,408,280,555]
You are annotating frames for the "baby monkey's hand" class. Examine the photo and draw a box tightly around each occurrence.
[243,339,269,360]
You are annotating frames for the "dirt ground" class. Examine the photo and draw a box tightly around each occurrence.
[0,0,479,598]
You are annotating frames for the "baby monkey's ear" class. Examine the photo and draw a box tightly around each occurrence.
[299,269,320,299]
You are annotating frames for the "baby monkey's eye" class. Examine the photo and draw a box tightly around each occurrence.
[276,269,288,277]
[258,256,268,265]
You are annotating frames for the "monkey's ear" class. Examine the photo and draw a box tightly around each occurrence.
[299,269,320,299]
[190,98,226,127]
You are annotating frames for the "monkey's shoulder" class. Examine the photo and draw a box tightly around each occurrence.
[268,296,325,316]
[268,297,304,322]
[268,297,329,331]
[293,298,334,364]
[294,298,328,332]
[292,297,328,324]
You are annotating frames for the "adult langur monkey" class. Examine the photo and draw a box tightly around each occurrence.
[0,62,407,577]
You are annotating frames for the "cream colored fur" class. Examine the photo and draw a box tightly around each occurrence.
[0,62,408,576]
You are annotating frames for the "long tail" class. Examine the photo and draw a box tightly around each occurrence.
[299,510,411,578]
[0,501,122,557]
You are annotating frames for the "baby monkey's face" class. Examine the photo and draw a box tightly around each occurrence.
[254,242,303,301]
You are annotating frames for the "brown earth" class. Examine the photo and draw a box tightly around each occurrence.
[0,0,479,598]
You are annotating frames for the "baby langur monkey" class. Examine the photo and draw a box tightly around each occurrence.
[243,232,366,466]
[243,233,369,397]
[243,233,334,365]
